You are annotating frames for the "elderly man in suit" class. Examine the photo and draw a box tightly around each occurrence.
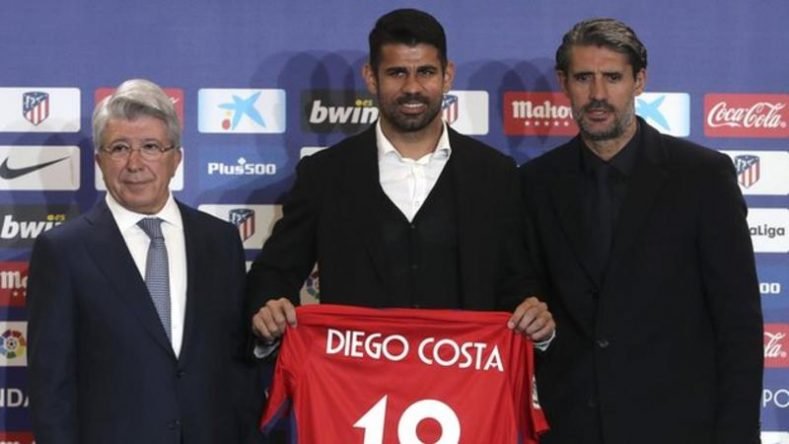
[520,18,763,444]
[247,9,554,345]
[27,79,259,444]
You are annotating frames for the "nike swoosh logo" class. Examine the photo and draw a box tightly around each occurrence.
[0,156,71,180]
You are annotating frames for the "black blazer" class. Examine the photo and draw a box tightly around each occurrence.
[520,119,763,444]
[27,200,260,444]
[247,125,533,312]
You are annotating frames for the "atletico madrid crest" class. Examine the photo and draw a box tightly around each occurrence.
[441,94,458,125]
[22,91,50,126]
[230,208,256,241]
[734,154,760,188]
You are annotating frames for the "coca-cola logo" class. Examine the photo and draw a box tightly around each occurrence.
[704,94,789,138]
[765,324,789,368]
[707,101,786,128]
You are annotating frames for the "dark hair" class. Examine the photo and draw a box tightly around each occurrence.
[555,18,647,77]
[368,8,447,72]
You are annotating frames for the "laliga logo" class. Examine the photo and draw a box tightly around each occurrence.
[0,329,26,359]
[707,101,786,129]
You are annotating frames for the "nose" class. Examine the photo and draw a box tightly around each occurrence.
[589,76,608,101]
[402,73,421,94]
[124,147,146,170]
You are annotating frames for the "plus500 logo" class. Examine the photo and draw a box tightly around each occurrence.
[763,388,789,408]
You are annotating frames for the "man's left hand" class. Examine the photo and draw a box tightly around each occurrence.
[507,297,555,343]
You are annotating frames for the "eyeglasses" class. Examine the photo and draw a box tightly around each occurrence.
[100,142,177,161]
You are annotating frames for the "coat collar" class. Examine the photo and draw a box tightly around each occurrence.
[84,200,177,359]
[546,118,669,289]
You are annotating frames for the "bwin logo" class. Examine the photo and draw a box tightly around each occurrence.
[207,158,277,176]
[0,214,63,239]
[636,95,671,132]
[309,99,378,125]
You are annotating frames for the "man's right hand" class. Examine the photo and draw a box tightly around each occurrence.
[251,298,297,342]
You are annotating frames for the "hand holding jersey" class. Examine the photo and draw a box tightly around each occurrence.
[252,296,555,343]
[261,305,549,443]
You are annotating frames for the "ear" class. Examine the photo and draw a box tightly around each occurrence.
[442,61,456,93]
[362,63,378,95]
[171,148,183,178]
[634,68,647,96]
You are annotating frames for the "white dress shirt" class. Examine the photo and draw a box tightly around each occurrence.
[105,193,187,357]
[376,120,452,222]
[375,121,554,350]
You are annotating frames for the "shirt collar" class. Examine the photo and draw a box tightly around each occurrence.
[105,192,183,232]
[375,120,452,163]
[580,120,641,177]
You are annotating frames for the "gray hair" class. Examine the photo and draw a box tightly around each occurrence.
[92,78,180,152]
[555,18,647,77]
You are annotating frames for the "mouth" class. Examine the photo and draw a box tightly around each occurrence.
[397,96,429,115]
[583,104,615,122]
[122,178,154,188]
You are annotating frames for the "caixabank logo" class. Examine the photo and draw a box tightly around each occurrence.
[719,150,789,195]
[0,262,27,308]
[635,92,690,137]
[199,88,286,134]
[0,205,78,248]
[705,93,788,138]
[302,90,378,133]
[197,204,282,250]
[0,432,35,444]
[765,323,789,368]
[503,92,577,136]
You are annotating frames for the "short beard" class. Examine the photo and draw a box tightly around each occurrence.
[576,99,632,142]
[380,93,442,133]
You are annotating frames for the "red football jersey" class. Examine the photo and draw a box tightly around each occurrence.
[261,304,548,443]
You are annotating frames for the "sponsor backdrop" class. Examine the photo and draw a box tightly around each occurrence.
[0,0,786,441]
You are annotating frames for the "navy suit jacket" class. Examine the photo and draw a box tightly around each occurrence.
[520,119,763,444]
[27,200,261,444]
[247,125,534,312]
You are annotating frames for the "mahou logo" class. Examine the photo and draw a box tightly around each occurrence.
[765,323,789,368]
[0,262,27,307]
[503,92,578,136]
[0,431,35,444]
[704,94,788,138]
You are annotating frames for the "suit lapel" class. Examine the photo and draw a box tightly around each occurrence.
[84,201,176,358]
[177,203,198,364]
[345,127,392,295]
[547,140,602,286]
[604,125,668,287]
[448,132,484,302]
